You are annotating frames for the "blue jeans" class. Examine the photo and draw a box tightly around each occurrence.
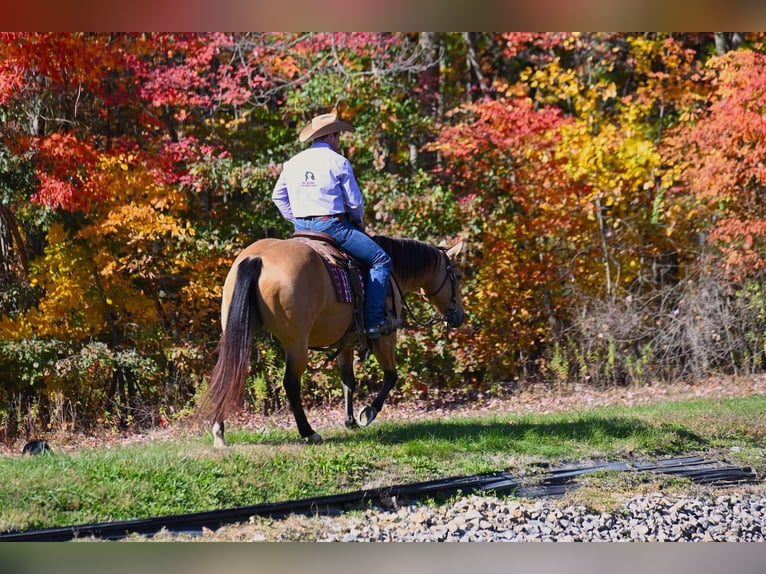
[294,217,391,328]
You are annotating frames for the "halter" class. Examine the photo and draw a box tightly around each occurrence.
[398,249,462,328]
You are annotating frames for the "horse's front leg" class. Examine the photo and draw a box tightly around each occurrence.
[358,368,397,426]
[338,349,358,429]
[358,337,398,427]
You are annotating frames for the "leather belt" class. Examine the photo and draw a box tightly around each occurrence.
[301,214,346,221]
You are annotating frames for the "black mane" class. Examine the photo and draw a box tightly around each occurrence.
[371,235,443,284]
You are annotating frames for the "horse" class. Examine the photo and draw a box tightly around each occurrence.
[197,234,466,446]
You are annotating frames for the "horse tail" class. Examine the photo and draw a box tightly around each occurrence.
[198,256,263,423]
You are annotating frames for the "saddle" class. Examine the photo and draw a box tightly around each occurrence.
[290,231,367,333]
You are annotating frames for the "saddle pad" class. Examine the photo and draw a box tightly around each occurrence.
[291,237,356,304]
[328,265,354,303]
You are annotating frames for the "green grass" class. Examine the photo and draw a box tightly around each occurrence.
[1,394,764,533]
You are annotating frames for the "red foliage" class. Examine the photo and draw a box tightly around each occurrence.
[31,134,103,212]
[428,96,582,374]
[430,97,568,213]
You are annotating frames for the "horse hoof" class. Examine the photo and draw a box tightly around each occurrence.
[213,436,227,448]
[357,406,378,427]
[345,418,359,430]
[306,432,323,445]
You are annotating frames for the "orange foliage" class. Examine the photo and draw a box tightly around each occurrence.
[429,97,581,374]
[664,50,766,279]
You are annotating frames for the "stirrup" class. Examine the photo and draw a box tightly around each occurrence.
[365,316,401,339]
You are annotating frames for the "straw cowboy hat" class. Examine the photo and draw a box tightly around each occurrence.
[298,113,354,143]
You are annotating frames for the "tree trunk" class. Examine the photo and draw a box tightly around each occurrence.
[414,32,443,171]
[0,204,29,285]
[594,195,613,298]
[714,33,743,55]
[462,32,489,100]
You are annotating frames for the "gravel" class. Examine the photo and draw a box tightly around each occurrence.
[160,485,766,542]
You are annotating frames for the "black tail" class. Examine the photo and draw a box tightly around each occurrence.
[198,256,263,422]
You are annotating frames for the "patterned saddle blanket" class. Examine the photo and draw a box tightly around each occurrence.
[290,232,364,305]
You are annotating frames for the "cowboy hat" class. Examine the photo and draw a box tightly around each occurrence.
[298,113,354,143]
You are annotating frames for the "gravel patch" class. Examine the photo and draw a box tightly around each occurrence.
[148,484,766,542]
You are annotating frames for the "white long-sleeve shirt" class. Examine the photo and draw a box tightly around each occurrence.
[271,142,365,224]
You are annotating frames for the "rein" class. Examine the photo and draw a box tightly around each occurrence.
[396,249,460,328]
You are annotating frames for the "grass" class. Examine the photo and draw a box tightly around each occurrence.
[1,394,764,534]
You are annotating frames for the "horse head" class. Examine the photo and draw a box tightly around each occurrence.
[427,241,466,329]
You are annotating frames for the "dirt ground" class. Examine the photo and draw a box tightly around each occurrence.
[4,373,766,456]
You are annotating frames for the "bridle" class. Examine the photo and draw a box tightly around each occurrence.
[396,249,462,328]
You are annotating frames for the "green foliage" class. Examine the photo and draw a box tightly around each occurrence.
[366,171,463,240]
[0,337,65,388]
[0,338,165,439]
[243,342,284,414]
[0,144,35,205]
[0,337,66,440]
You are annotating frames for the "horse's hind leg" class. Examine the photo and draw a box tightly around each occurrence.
[338,349,358,429]
[283,348,322,444]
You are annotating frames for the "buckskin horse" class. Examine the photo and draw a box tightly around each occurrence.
[198,234,466,445]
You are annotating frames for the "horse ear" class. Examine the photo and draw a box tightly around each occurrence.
[446,241,464,259]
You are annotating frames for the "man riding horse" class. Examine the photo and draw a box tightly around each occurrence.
[198,113,466,445]
[271,112,399,339]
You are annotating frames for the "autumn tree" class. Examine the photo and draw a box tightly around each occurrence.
[664,49,766,280]
[425,33,764,385]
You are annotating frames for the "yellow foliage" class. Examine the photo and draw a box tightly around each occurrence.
[1,223,104,340]
[557,101,661,197]
[0,154,201,344]
[523,58,582,105]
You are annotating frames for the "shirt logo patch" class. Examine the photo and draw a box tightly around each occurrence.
[301,171,317,186]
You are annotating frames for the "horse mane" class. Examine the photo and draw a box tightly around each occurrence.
[371,235,443,283]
